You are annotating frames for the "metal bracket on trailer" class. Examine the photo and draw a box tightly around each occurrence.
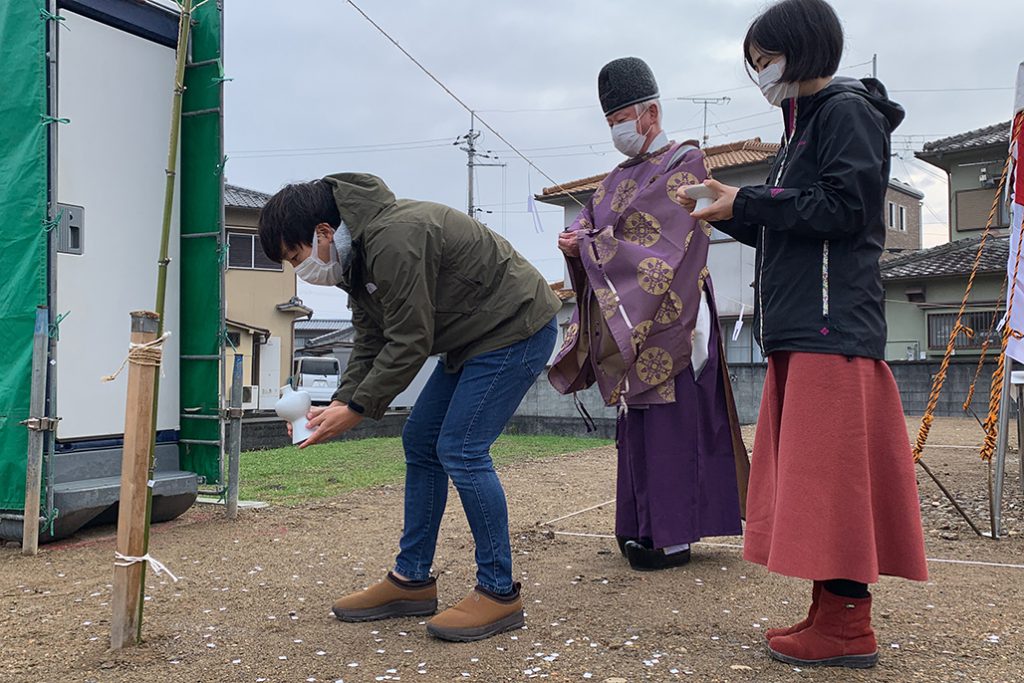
[20,416,61,432]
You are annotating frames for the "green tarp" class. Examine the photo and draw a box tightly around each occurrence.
[0,2,49,510]
[178,1,225,485]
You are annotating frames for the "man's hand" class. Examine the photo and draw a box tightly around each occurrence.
[557,230,581,258]
[676,179,740,222]
[297,401,364,448]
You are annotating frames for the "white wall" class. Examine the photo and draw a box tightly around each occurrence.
[56,12,180,439]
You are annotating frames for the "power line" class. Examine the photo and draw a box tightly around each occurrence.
[230,142,454,160]
[343,0,586,208]
[890,87,1013,93]
[229,137,454,157]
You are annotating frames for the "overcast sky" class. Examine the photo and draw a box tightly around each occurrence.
[223,0,1021,319]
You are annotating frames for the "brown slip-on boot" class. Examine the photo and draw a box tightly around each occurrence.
[332,572,437,622]
[766,581,822,641]
[426,583,525,642]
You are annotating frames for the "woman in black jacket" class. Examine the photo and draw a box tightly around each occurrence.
[678,0,927,670]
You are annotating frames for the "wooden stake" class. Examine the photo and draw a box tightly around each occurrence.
[21,307,50,555]
[110,311,160,650]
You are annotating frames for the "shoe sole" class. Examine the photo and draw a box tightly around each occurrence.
[768,647,879,669]
[332,599,437,623]
[624,544,691,572]
[425,610,525,642]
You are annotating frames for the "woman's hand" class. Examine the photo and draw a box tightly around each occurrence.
[557,230,581,258]
[676,179,740,222]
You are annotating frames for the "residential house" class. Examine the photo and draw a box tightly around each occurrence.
[875,121,1015,360]
[224,184,313,409]
[917,121,1012,242]
[536,138,926,364]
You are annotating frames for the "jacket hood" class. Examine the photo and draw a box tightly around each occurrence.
[322,173,397,238]
[808,77,905,131]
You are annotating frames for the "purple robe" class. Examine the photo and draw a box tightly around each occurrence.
[548,142,744,548]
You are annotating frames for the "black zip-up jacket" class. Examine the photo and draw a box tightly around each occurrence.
[713,77,903,360]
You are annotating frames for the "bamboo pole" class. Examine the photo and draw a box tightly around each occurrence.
[21,307,50,555]
[110,312,161,649]
[111,0,194,648]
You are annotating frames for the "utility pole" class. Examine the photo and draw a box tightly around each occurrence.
[675,97,731,146]
[455,111,506,222]
[872,53,877,79]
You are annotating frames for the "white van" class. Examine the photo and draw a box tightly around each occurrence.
[293,356,341,405]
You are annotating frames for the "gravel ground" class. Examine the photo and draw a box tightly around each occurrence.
[2,417,1022,683]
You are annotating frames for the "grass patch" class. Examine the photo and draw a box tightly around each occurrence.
[239,435,611,505]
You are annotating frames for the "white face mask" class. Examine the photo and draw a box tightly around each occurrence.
[611,104,652,157]
[294,226,350,286]
[758,58,800,107]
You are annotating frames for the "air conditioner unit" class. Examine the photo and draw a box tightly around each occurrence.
[241,385,259,410]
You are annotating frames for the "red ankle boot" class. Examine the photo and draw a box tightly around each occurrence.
[765,581,821,641]
[768,589,878,669]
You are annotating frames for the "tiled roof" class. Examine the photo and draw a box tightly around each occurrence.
[880,236,1008,281]
[305,326,357,349]
[294,318,350,332]
[225,184,271,210]
[549,280,575,301]
[538,138,780,200]
[919,121,1011,157]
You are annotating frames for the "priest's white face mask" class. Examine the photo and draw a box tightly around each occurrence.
[608,101,656,157]
[292,221,353,286]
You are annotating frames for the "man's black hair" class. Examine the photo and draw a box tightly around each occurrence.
[743,0,844,82]
[258,180,341,263]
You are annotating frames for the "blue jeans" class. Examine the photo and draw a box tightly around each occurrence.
[394,318,557,594]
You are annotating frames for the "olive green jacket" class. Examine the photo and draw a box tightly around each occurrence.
[327,173,561,419]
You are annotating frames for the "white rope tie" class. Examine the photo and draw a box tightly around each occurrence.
[101,332,171,383]
[114,551,180,582]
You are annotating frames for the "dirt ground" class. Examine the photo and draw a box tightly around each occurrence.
[2,417,1023,683]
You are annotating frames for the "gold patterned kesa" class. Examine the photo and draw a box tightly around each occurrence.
[607,384,622,406]
[684,229,694,251]
[697,265,710,293]
[577,217,594,232]
[637,257,674,296]
[700,220,712,237]
[610,179,639,213]
[592,182,607,207]
[591,229,618,266]
[631,320,653,349]
[594,287,619,320]
[656,380,676,402]
[666,170,700,206]
[561,322,579,349]
[622,211,662,248]
[636,346,673,385]
[654,290,683,324]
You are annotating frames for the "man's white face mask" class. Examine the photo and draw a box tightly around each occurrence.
[293,222,353,286]
[611,103,653,157]
[758,57,800,107]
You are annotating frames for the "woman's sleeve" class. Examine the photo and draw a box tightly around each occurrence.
[732,98,888,240]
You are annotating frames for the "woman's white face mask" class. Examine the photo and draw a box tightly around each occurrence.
[758,57,800,107]
[294,227,349,286]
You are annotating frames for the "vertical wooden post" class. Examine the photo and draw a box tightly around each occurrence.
[110,311,160,649]
[225,353,244,520]
[22,307,49,555]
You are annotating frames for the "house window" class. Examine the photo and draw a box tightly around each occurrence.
[956,188,1011,231]
[227,231,283,271]
[888,201,896,230]
[225,331,242,349]
[898,205,907,232]
[720,318,766,364]
[927,310,1003,350]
